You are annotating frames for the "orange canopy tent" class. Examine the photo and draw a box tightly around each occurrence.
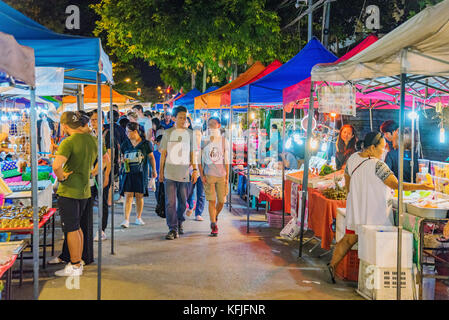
[59,85,134,113]
[194,61,266,110]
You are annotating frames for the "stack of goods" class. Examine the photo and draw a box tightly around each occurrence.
[417,160,449,195]
[0,206,48,229]
[249,168,280,176]
[260,184,282,199]
[321,183,347,200]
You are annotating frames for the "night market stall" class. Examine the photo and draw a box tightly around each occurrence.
[309,0,449,299]
[0,0,114,300]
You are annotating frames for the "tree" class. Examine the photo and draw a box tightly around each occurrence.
[93,0,302,91]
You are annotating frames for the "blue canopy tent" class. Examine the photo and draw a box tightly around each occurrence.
[230,38,337,107]
[0,1,112,85]
[0,1,114,300]
[229,38,337,233]
[173,88,202,111]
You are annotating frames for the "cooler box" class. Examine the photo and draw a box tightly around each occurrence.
[357,259,418,300]
[358,225,413,269]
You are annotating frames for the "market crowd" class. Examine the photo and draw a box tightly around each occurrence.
[50,104,230,277]
[47,101,444,281]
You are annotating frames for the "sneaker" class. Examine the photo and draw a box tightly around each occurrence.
[178,223,184,235]
[186,209,194,217]
[210,224,218,237]
[165,230,178,240]
[120,220,129,228]
[195,215,204,221]
[54,263,83,277]
[94,231,107,242]
[135,218,145,226]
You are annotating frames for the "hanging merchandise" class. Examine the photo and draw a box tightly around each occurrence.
[318,84,357,116]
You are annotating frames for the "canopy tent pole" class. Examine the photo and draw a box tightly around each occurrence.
[109,83,115,255]
[96,72,103,300]
[76,84,84,111]
[30,87,39,300]
[228,105,233,210]
[411,96,415,183]
[282,107,286,228]
[246,105,251,234]
[396,72,407,300]
[299,82,315,258]
[369,104,373,131]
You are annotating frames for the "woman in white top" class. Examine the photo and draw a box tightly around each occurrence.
[327,131,433,283]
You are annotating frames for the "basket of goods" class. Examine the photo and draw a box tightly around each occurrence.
[319,164,335,176]
[321,184,347,200]
[0,206,48,230]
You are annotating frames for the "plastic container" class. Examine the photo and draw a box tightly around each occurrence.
[358,225,413,268]
[357,259,417,300]
[418,159,429,174]
[406,203,448,219]
[335,249,359,282]
[267,211,293,229]
[422,265,436,300]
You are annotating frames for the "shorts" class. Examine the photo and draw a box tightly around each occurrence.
[58,196,89,233]
[345,228,355,235]
[204,175,228,203]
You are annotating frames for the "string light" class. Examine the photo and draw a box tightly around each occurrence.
[408,111,418,120]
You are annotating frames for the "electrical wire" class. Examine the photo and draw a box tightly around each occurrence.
[345,0,367,55]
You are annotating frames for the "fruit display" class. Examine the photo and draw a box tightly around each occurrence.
[0,206,48,229]
[319,164,335,176]
[321,184,347,200]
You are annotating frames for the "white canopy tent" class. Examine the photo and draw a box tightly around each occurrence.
[296,0,449,301]
[0,31,35,87]
[311,0,449,82]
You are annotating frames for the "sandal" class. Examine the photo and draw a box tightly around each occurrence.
[327,263,336,284]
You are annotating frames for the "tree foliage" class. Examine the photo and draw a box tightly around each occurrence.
[93,0,301,91]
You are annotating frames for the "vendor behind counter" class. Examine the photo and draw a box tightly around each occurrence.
[384,127,419,183]
[335,124,357,170]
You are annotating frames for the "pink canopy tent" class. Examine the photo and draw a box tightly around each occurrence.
[165,92,186,108]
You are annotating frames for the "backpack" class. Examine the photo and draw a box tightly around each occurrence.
[155,182,166,218]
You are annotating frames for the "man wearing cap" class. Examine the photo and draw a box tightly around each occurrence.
[161,111,175,129]
[52,111,98,277]
[199,116,230,237]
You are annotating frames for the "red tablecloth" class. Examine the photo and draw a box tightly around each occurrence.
[258,191,283,211]
[0,254,17,278]
[0,208,56,233]
[307,189,346,250]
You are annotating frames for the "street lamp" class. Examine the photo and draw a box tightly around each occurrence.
[125,78,131,83]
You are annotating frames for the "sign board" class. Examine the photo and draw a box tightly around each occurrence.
[318,84,356,116]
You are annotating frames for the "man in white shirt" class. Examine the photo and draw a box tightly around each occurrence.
[132,104,152,142]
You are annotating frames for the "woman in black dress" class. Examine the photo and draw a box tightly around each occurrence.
[119,122,157,228]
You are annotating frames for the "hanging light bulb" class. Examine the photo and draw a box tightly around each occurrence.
[440,127,445,143]
[321,143,328,152]
[293,134,301,143]
[213,112,218,117]
[330,112,337,118]
[310,139,318,150]
[285,138,292,149]
[408,111,418,120]
[11,114,18,121]
[225,113,230,119]
[250,112,255,120]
